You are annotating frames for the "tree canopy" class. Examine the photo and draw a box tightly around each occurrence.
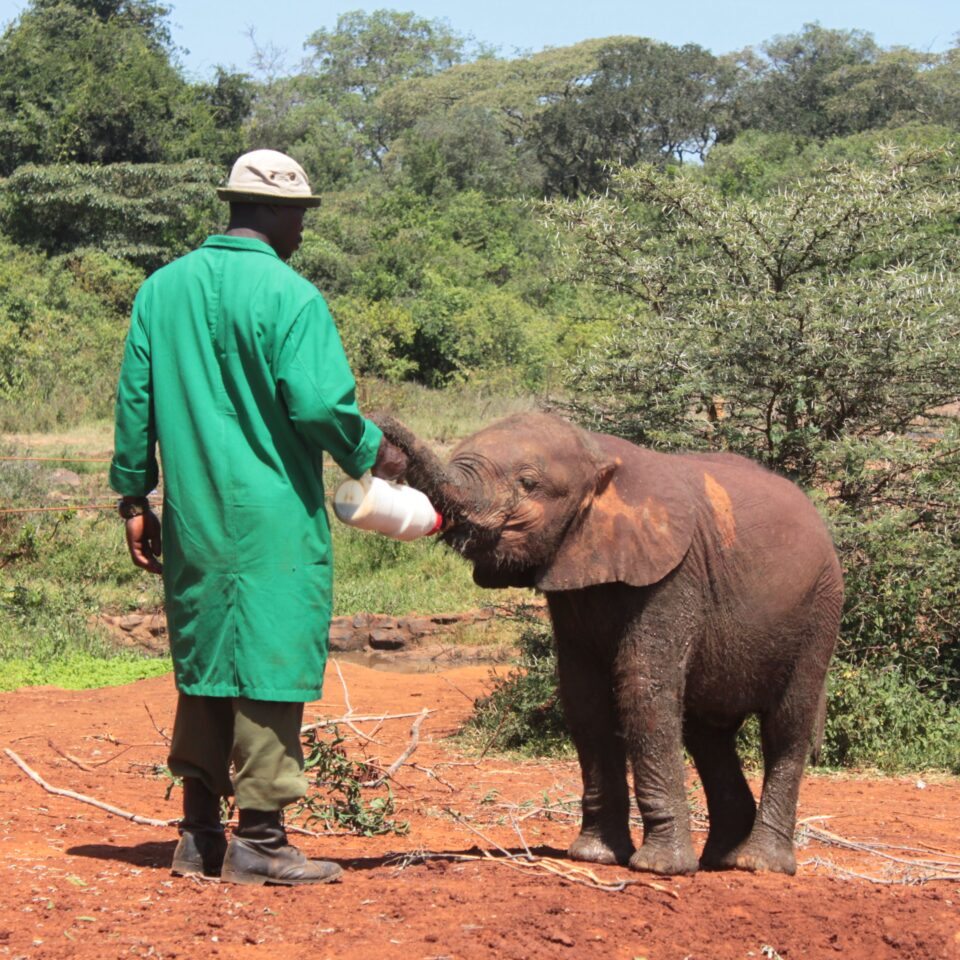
[0,0,249,174]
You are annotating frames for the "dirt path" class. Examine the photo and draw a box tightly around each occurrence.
[0,663,957,960]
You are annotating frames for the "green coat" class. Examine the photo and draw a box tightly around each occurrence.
[110,235,382,701]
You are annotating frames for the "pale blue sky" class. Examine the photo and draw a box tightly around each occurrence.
[0,0,956,80]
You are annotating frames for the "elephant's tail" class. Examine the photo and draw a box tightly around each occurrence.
[808,680,828,765]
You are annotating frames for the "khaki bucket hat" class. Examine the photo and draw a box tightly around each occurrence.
[217,149,322,207]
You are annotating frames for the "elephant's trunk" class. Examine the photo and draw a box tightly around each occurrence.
[372,414,481,523]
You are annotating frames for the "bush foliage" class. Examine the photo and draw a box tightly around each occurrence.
[1,1,959,770]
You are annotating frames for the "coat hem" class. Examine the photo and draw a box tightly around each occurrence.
[175,682,325,702]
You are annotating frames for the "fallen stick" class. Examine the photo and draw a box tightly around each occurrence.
[801,824,960,871]
[362,709,429,788]
[5,748,177,828]
[802,855,960,885]
[143,703,171,744]
[300,711,428,734]
[409,762,458,792]
[444,806,677,896]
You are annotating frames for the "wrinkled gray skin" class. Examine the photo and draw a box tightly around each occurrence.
[375,412,843,876]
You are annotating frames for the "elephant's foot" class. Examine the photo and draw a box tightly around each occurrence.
[710,829,797,875]
[732,840,796,875]
[568,831,634,866]
[698,838,740,871]
[698,826,755,871]
[628,841,698,876]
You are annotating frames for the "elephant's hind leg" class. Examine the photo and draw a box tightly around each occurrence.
[684,715,756,870]
[732,591,839,875]
[729,673,829,874]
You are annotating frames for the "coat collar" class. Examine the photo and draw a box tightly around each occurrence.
[201,235,280,259]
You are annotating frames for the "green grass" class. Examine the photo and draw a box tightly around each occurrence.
[0,386,526,690]
[0,652,171,692]
[331,519,511,616]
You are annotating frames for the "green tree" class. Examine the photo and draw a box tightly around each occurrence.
[925,36,960,128]
[535,39,739,196]
[375,36,619,141]
[292,185,566,386]
[546,145,960,724]
[0,238,142,428]
[394,106,543,198]
[0,0,244,173]
[732,23,881,139]
[193,67,256,165]
[821,49,943,134]
[0,161,223,270]
[246,8,469,188]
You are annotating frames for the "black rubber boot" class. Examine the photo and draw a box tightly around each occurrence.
[220,809,343,886]
[171,778,227,878]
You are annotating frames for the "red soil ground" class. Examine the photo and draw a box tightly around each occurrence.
[0,661,957,960]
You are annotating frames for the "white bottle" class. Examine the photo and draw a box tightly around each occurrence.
[333,472,443,541]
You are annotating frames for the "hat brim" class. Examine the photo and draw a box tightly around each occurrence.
[217,188,322,208]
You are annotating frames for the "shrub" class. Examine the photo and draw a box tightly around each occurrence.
[821,663,960,772]
[0,240,137,429]
[0,161,223,270]
[464,610,570,757]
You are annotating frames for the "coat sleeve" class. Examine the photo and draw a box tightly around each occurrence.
[276,295,383,479]
[109,293,160,497]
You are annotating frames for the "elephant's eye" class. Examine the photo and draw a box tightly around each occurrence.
[518,474,539,492]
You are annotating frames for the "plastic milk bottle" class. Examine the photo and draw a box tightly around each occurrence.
[333,473,443,541]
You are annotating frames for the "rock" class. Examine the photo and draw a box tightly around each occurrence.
[402,618,438,638]
[118,614,145,632]
[369,630,406,651]
[430,614,464,626]
[328,620,367,652]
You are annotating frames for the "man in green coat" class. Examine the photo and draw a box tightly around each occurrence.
[110,149,406,886]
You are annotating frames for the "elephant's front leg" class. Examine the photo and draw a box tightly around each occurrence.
[616,628,699,876]
[551,599,634,866]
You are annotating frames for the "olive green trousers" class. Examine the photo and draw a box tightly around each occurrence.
[167,694,307,811]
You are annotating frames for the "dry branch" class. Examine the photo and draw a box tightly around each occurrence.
[4,748,177,828]
[443,806,679,896]
[47,738,95,772]
[300,711,428,733]
[797,821,960,884]
[362,708,429,788]
[143,703,171,743]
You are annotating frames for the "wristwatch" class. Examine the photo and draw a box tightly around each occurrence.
[118,498,148,520]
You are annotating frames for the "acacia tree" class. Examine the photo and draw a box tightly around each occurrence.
[547,147,960,475]
[546,146,960,719]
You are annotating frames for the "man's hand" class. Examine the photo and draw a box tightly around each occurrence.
[125,510,163,575]
[371,437,408,481]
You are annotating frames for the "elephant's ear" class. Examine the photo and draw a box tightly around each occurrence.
[535,435,695,591]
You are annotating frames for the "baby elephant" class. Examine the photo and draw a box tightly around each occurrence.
[376,412,842,875]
